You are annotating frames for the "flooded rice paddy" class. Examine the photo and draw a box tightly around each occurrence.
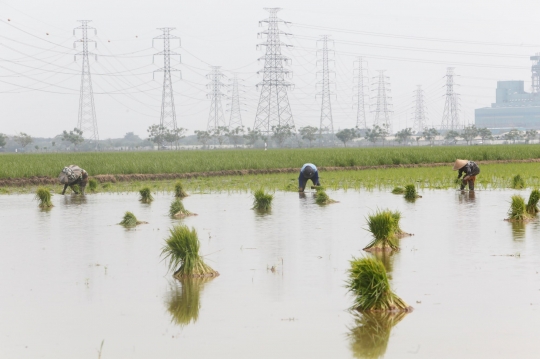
[1,189,540,358]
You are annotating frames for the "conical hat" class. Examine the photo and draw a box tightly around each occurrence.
[453,159,468,171]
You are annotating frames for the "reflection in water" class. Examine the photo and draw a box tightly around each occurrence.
[510,221,526,241]
[369,251,395,274]
[166,278,210,327]
[457,190,476,204]
[298,192,307,200]
[349,311,408,359]
[62,194,88,206]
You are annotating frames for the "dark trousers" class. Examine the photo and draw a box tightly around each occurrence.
[298,171,320,190]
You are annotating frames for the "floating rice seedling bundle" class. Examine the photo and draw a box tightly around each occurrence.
[119,211,146,228]
[139,187,153,203]
[526,189,540,214]
[404,184,421,200]
[512,174,525,189]
[169,199,196,218]
[507,195,532,222]
[363,210,400,252]
[315,187,337,205]
[166,278,208,327]
[347,256,411,312]
[35,187,53,208]
[174,181,188,198]
[348,311,408,359]
[391,187,404,194]
[252,189,273,210]
[161,225,219,279]
[88,178,98,192]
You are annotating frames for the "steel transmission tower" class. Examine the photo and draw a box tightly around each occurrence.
[371,70,393,131]
[317,35,335,143]
[253,8,295,135]
[227,74,245,129]
[206,66,227,131]
[353,57,368,129]
[413,85,427,133]
[440,67,460,131]
[153,28,181,132]
[74,20,99,145]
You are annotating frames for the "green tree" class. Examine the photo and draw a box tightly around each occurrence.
[503,129,522,144]
[147,124,167,149]
[194,130,211,148]
[444,130,460,144]
[299,126,318,147]
[243,128,260,147]
[422,127,439,146]
[61,128,84,150]
[395,128,413,145]
[335,128,357,147]
[461,125,478,145]
[477,127,493,144]
[364,126,382,146]
[271,124,295,147]
[227,126,245,147]
[14,132,33,149]
[0,133,7,148]
[210,126,229,146]
[163,128,187,149]
[525,129,538,144]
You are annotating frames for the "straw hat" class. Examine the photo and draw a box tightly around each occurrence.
[453,159,468,171]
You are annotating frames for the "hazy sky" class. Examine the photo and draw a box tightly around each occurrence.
[1,0,539,139]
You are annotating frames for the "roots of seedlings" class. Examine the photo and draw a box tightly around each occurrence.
[161,225,219,279]
[35,187,53,208]
[169,199,196,218]
[119,211,146,227]
[507,195,532,222]
[174,181,188,198]
[391,187,404,194]
[139,187,153,203]
[252,189,273,210]
[347,257,412,312]
[526,189,540,214]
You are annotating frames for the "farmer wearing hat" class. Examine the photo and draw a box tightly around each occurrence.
[453,159,480,191]
[58,165,89,195]
[298,163,321,192]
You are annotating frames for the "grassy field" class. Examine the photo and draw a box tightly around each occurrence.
[2,162,539,194]
[2,145,540,179]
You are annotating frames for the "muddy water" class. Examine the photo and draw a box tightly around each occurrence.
[1,189,540,358]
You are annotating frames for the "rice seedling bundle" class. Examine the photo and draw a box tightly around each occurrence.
[161,225,219,279]
[35,187,53,208]
[512,174,525,189]
[391,187,404,194]
[526,189,540,214]
[139,187,153,203]
[119,211,145,227]
[363,210,400,252]
[347,256,411,312]
[166,278,208,327]
[88,178,98,192]
[348,311,408,359]
[169,199,195,218]
[315,187,336,205]
[252,189,273,210]
[174,181,188,198]
[404,184,420,200]
[507,195,532,221]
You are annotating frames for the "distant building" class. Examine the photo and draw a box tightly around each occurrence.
[475,55,540,131]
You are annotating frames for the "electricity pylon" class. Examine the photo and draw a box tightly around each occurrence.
[353,56,368,129]
[227,73,244,129]
[371,70,393,131]
[74,20,99,146]
[317,35,335,145]
[253,8,295,135]
[206,66,227,131]
[413,85,427,133]
[153,28,181,133]
[440,67,460,131]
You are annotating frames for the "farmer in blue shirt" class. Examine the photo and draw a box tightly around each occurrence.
[298,163,321,192]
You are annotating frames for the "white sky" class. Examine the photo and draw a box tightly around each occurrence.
[1,0,539,139]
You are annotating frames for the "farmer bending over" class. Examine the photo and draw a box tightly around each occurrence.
[453,159,480,191]
[298,163,321,192]
[58,165,89,195]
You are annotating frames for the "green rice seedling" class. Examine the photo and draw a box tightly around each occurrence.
[139,187,153,203]
[35,187,53,208]
[348,311,408,359]
[71,184,81,194]
[512,174,525,189]
[315,187,336,205]
[252,189,273,210]
[404,184,420,200]
[363,210,400,252]
[102,182,111,189]
[166,278,208,327]
[507,195,532,221]
[119,211,146,228]
[169,199,195,218]
[88,178,98,192]
[161,225,219,279]
[391,187,404,194]
[390,211,405,237]
[174,181,188,198]
[347,256,411,312]
[526,189,540,214]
